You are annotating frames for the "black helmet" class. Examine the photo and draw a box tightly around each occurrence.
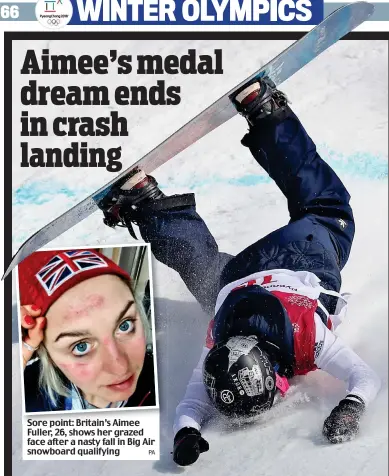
[203,335,276,417]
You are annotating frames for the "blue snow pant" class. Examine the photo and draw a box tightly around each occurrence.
[136,109,355,314]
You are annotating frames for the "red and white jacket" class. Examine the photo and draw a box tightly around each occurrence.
[174,269,381,435]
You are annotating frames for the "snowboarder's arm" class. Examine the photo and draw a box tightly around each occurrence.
[314,316,381,443]
[173,346,215,435]
[314,315,381,405]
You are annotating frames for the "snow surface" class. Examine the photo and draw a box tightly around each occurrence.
[12,38,388,475]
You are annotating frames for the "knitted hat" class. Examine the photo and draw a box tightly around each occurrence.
[18,249,131,315]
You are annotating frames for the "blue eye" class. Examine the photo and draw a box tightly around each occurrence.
[72,342,91,356]
[117,319,135,334]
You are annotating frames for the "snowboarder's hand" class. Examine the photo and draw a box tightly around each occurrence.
[323,397,365,444]
[20,305,46,369]
[173,427,209,466]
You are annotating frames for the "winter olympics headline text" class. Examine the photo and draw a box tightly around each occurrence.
[69,0,323,25]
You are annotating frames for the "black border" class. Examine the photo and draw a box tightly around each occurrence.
[4,31,389,476]
[4,30,13,476]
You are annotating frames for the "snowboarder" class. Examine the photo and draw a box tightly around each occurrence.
[100,77,381,465]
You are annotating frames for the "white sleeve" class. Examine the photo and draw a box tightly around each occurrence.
[314,314,381,406]
[173,346,215,436]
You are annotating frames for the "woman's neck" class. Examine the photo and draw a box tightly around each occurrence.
[81,391,114,409]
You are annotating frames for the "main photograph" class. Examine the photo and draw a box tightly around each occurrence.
[9,32,388,475]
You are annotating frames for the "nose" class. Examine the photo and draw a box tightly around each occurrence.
[101,338,129,376]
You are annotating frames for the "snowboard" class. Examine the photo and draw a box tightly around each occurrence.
[4,1,374,278]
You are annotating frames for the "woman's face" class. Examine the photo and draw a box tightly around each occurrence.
[44,274,146,408]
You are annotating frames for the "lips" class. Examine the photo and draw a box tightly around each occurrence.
[106,375,135,392]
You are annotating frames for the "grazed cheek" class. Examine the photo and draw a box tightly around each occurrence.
[58,361,96,381]
[122,335,146,368]
[65,294,105,321]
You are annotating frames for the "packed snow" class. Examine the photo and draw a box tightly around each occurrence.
[12,38,387,475]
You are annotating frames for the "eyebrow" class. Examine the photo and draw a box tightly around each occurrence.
[54,300,135,343]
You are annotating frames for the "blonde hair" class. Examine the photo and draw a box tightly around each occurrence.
[37,278,151,407]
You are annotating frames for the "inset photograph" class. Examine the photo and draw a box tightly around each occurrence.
[17,244,158,413]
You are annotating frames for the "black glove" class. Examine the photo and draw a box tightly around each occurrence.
[323,396,365,444]
[173,427,209,466]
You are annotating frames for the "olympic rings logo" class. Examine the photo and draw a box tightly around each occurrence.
[47,18,60,25]
[36,0,72,29]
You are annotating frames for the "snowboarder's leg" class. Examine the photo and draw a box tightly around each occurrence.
[233,78,355,271]
[100,169,232,313]
[136,199,232,313]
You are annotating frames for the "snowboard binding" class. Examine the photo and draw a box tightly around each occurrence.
[99,167,195,239]
[231,76,289,126]
[98,167,165,238]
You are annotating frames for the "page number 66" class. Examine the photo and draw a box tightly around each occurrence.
[1,5,19,18]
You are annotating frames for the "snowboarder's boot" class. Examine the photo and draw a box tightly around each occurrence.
[232,76,290,126]
[99,167,194,239]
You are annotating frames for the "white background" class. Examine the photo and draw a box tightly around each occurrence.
[23,411,160,460]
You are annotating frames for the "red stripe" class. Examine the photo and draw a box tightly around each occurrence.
[57,252,79,272]
[205,319,215,349]
[232,279,256,292]
[261,275,273,285]
[138,391,151,406]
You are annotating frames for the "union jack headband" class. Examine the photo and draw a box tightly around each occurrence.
[18,249,130,314]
